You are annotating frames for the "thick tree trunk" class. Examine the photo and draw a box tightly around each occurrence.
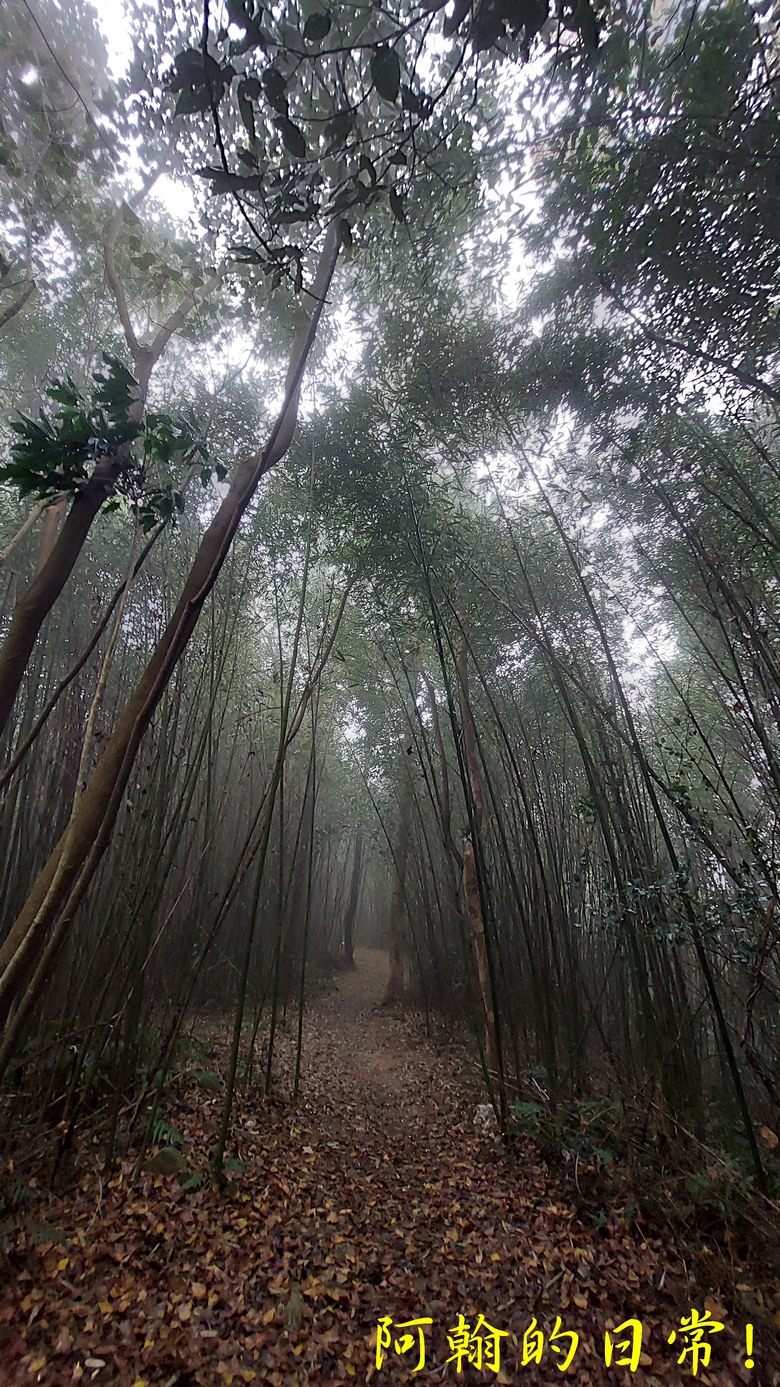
[0,221,343,1057]
[383,808,409,1004]
[0,467,125,737]
[342,832,363,968]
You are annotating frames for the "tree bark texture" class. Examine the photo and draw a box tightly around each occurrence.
[342,832,363,968]
[383,807,409,1004]
[462,836,500,1083]
[0,190,225,740]
[0,220,343,1048]
[457,623,505,1110]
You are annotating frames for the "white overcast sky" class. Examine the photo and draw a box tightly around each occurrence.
[66,0,678,686]
[94,0,133,76]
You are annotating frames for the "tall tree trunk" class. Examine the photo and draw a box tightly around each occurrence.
[0,221,344,1060]
[383,802,410,1004]
[0,192,224,741]
[456,621,505,1115]
[342,832,363,968]
[0,456,139,739]
[462,837,500,1084]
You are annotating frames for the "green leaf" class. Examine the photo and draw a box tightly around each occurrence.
[196,1069,223,1091]
[180,1171,208,1192]
[371,47,401,103]
[262,66,288,114]
[238,82,256,140]
[47,380,80,407]
[165,48,219,93]
[174,86,213,117]
[229,244,264,264]
[401,84,425,115]
[304,10,331,41]
[27,1223,67,1246]
[389,189,406,222]
[152,1117,184,1146]
[275,117,307,159]
[325,110,353,149]
[196,166,263,194]
[144,1147,189,1175]
[226,0,251,24]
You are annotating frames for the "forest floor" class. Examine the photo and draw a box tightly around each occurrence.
[1,947,778,1387]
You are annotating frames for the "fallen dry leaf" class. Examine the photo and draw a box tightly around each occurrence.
[1,948,778,1386]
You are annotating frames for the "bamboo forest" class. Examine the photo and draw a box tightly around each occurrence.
[0,0,778,1380]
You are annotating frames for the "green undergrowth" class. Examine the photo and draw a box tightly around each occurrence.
[507,1093,780,1287]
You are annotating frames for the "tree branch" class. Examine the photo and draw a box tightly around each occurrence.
[0,493,63,570]
[0,279,35,331]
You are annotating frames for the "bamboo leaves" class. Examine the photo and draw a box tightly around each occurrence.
[370,46,401,103]
[303,11,332,43]
[275,117,308,160]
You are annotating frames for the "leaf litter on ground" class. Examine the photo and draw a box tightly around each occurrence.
[1,948,778,1385]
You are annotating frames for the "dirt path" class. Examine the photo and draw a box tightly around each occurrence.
[0,949,773,1385]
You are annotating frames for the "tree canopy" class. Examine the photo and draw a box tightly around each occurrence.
[0,2,779,1373]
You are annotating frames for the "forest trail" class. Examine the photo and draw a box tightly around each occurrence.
[0,949,769,1386]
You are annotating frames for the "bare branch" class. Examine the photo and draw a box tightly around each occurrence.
[147,267,225,363]
[0,279,36,331]
[0,494,64,570]
[104,206,144,363]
